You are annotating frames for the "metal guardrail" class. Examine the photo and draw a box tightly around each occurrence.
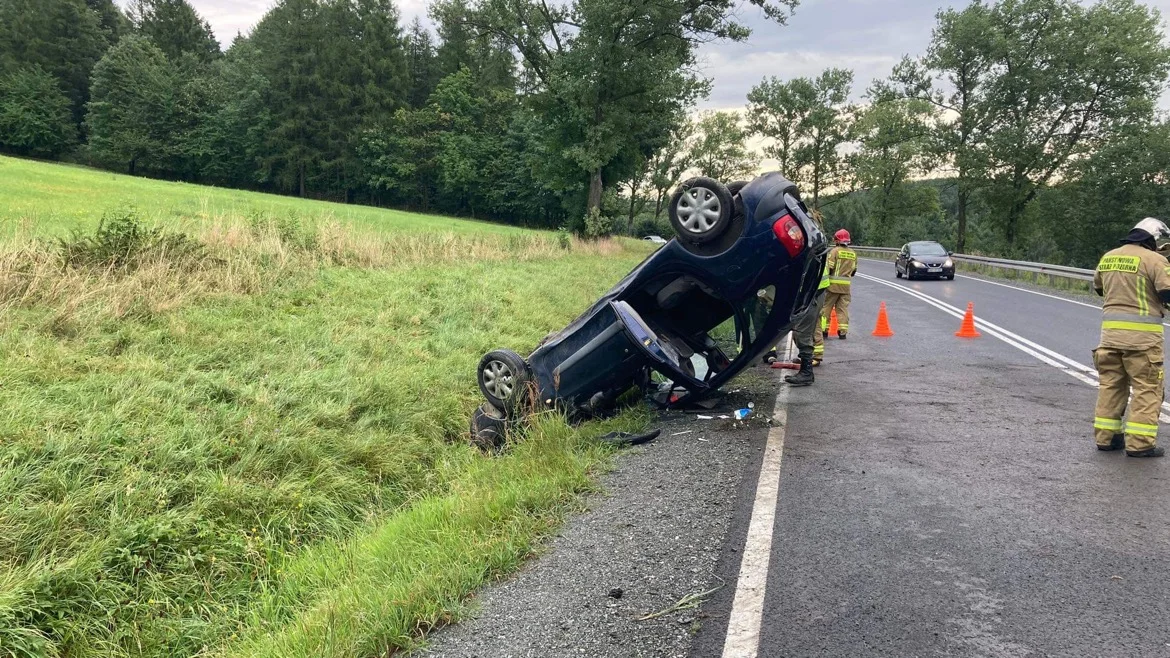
[852,246,1095,283]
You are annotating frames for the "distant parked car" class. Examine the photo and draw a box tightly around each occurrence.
[643,235,668,244]
[896,241,955,280]
[469,173,829,448]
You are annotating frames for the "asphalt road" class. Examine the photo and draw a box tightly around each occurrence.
[695,263,1170,658]
[424,262,1170,658]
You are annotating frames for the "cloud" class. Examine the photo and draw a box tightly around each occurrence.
[136,0,1168,112]
[696,49,902,110]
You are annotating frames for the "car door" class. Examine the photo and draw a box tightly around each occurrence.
[610,300,709,393]
[897,245,909,273]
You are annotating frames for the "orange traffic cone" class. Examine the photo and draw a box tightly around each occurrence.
[828,308,839,336]
[872,302,894,337]
[956,302,981,338]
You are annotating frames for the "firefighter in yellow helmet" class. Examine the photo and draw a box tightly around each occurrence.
[822,229,856,339]
[1092,217,1170,458]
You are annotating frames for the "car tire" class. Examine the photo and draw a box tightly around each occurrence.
[477,349,531,413]
[946,274,955,281]
[470,402,508,450]
[669,177,733,244]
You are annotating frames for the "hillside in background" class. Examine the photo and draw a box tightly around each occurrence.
[0,155,531,237]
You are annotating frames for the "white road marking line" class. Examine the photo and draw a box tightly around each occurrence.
[857,273,1170,423]
[862,273,1170,420]
[722,347,792,658]
[954,274,1103,310]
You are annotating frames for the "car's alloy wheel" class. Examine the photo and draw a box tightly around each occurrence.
[484,360,514,398]
[477,349,530,412]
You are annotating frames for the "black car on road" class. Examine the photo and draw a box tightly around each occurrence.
[470,173,828,447]
[895,241,955,280]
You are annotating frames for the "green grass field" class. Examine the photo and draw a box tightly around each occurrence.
[0,155,533,238]
[0,155,652,657]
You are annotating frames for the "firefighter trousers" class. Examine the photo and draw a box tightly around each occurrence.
[1093,346,1164,451]
[823,291,851,335]
[792,290,826,361]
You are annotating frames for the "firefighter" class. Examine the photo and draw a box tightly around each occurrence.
[782,264,829,385]
[782,215,830,386]
[1092,217,1170,458]
[822,229,856,339]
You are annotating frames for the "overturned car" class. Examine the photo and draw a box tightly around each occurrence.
[471,172,828,447]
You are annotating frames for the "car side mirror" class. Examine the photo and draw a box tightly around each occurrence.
[947,251,953,256]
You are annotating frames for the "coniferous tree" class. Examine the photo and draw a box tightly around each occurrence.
[249,0,407,199]
[130,0,221,63]
[405,18,440,108]
[0,0,113,124]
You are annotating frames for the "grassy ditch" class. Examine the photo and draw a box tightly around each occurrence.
[0,197,651,656]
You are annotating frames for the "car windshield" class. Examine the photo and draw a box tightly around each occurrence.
[911,243,948,256]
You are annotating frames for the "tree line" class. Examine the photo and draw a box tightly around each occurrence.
[0,0,796,232]
[0,0,1168,265]
[730,0,1170,267]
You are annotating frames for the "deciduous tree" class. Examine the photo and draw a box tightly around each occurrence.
[0,66,77,156]
[686,111,757,182]
[85,35,175,174]
[978,0,1170,249]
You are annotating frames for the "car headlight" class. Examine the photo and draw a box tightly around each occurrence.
[911,260,924,268]
[944,258,953,268]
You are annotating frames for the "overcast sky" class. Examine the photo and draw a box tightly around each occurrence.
[124,0,1170,110]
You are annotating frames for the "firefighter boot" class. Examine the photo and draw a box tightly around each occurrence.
[784,357,814,387]
[1126,446,1165,458]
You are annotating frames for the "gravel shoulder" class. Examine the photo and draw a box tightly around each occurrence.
[416,373,781,658]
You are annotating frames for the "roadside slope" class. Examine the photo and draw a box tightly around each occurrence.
[0,159,654,657]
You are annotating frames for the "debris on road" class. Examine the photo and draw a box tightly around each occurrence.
[597,430,661,446]
[608,588,624,599]
[636,578,725,622]
[734,408,752,420]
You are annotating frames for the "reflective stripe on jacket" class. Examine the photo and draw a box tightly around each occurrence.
[826,246,856,293]
[1094,243,1170,350]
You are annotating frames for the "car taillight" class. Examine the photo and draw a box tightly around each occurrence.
[772,214,804,257]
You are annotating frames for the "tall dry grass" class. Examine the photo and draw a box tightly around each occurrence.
[0,211,635,330]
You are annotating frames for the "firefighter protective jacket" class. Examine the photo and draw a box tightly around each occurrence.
[826,245,856,294]
[1094,243,1170,351]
